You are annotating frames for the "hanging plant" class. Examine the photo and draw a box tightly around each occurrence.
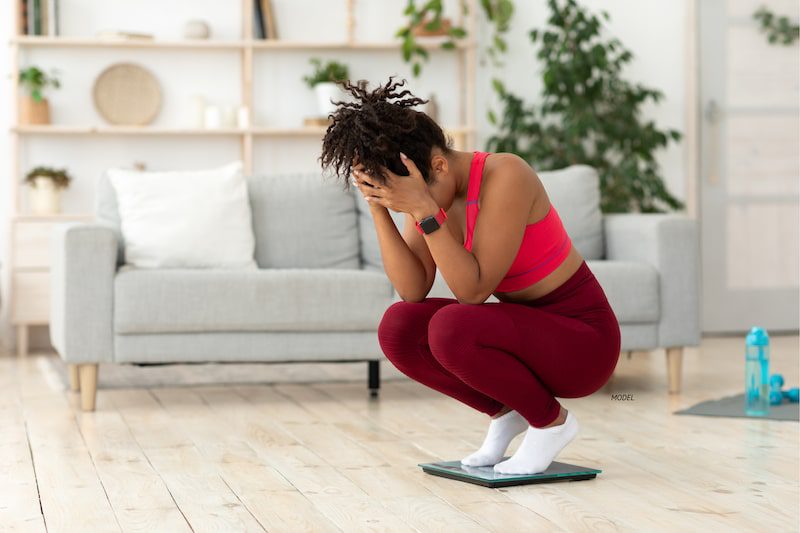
[396,0,514,77]
[753,6,799,45]
[486,0,683,213]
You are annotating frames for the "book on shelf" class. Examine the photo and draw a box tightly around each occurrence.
[19,0,27,35]
[23,0,59,35]
[262,0,277,39]
[253,0,277,39]
[253,0,266,39]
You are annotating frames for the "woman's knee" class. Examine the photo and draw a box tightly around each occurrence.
[377,300,436,364]
[378,300,428,335]
[427,305,483,362]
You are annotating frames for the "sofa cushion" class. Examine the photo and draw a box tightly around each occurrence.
[538,165,604,260]
[114,267,395,334]
[586,260,659,323]
[248,173,360,269]
[106,161,257,269]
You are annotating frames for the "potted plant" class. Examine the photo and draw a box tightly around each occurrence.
[486,0,683,213]
[23,166,72,214]
[302,58,349,117]
[18,66,61,125]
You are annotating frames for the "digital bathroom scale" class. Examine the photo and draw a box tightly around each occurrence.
[418,459,601,488]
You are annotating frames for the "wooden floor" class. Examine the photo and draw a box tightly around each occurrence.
[1,336,798,532]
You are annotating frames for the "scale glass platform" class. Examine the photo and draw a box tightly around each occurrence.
[418,459,601,488]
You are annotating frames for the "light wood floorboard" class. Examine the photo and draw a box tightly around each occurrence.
[0,336,797,532]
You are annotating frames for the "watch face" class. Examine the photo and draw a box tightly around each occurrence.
[420,216,441,234]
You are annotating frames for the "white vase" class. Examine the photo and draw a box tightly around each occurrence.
[314,82,343,117]
[29,176,62,215]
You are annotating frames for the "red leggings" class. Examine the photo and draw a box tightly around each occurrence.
[377,261,621,428]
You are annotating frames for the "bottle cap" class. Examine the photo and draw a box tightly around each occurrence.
[746,326,770,346]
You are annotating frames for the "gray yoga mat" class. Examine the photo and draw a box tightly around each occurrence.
[673,393,799,422]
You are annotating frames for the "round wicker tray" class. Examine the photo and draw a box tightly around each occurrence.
[92,62,161,125]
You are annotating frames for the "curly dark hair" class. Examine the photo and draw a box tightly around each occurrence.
[319,76,453,189]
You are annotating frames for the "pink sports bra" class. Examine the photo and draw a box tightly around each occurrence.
[464,151,572,292]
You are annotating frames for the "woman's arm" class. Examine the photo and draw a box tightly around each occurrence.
[368,202,436,302]
[356,155,535,304]
[411,158,535,304]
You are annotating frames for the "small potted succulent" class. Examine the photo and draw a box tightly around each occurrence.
[302,58,349,117]
[23,166,72,214]
[18,66,61,125]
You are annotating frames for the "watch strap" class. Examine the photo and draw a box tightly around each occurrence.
[415,207,448,235]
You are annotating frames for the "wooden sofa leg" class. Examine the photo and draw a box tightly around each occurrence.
[78,364,98,411]
[666,347,683,394]
[68,364,80,392]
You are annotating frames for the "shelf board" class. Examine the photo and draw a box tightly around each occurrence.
[13,125,475,136]
[249,39,476,50]
[13,213,93,222]
[11,36,475,51]
[12,36,245,49]
[13,125,248,135]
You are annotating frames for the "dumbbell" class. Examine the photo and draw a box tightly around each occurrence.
[768,374,799,405]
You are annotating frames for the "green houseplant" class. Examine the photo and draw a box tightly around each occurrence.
[23,165,72,215]
[18,66,61,125]
[486,0,683,213]
[753,6,799,45]
[303,58,350,117]
[396,0,514,77]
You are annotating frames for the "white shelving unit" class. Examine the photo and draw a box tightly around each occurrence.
[7,0,477,356]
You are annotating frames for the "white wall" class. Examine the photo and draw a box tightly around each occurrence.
[0,0,690,352]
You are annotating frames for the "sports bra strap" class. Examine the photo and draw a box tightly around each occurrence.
[464,151,489,251]
[467,151,489,203]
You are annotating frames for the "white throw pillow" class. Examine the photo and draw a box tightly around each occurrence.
[107,160,257,269]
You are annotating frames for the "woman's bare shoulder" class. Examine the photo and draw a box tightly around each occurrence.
[484,152,539,190]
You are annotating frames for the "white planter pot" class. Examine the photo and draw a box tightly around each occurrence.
[29,176,62,215]
[314,82,343,117]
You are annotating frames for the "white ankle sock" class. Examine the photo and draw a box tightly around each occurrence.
[493,410,579,475]
[461,410,529,467]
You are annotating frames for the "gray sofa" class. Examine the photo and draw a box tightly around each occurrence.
[50,165,699,411]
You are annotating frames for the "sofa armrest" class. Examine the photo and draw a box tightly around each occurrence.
[604,214,700,347]
[50,223,118,363]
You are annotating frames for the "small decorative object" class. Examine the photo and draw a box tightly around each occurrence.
[190,94,206,128]
[204,104,222,129]
[183,19,211,40]
[18,66,61,125]
[23,165,72,215]
[424,92,439,121]
[237,105,250,128]
[412,16,452,37]
[93,62,161,125]
[302,58,349,117]
[222,104,237,128]
[95,30,154,41]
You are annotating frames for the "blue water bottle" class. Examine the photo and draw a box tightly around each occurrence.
[745,327,770,416]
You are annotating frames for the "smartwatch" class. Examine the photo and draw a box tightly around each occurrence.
[415,207,448,235]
